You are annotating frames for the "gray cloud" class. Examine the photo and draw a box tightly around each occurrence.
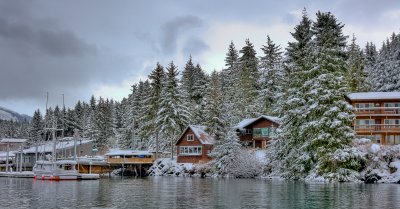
[0,0,399,116]
[0,18,97,57]
[160,15,203,54]
[182,37,209,57]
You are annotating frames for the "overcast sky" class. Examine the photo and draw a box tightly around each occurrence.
[0,0,399,116]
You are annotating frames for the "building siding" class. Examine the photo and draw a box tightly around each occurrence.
[176,129,212,164]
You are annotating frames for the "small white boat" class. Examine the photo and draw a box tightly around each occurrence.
[33,160,78,180]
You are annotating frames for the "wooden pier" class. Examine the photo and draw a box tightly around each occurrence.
[105,150,155,177]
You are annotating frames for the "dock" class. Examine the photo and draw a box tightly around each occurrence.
[0,171,34,178]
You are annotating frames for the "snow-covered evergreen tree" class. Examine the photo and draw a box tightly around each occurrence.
[346,34,370,92]
[28,109,43,145]
[258,35,283,114]
[157,61,190,154]
[270,10,363,181]
[205,71,226,141]
[141,63,165,150]
[221,41,241,125]
[269,9,314,178]
[238,39,259,118]
[301,11,359,180]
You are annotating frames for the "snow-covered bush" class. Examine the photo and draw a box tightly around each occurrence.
[360,144,400,183]
[210,129,262,178]
[315,147,366,182]
[222,149,262,178]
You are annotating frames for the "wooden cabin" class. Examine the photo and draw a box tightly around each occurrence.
[175,125,214,164]
[346,92,400,145]
[233,115,280,149]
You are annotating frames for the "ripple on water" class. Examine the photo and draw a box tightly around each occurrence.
[0,177,399,209]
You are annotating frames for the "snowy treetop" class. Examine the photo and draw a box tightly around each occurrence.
[22,138,92,154]
[105,149,153,156]
[232,115,280,130]
[0,138,28,143]
[347,92,400,101]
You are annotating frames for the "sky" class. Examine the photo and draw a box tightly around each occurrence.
[0,0,400,116]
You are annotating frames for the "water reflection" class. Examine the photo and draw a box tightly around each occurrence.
[0,177,399,209]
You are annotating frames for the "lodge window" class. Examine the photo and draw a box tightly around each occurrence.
[179,146,202,156]
[355,103,375,111]
[384,119,400,129]
[187,134,194,141]
[355,119,375,129]
[386,135,400,145]
[245,129,252,134]
[384,103,400,107]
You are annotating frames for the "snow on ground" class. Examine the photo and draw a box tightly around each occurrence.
[148,158,210,177]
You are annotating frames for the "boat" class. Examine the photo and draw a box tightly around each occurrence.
[33,160,79,180]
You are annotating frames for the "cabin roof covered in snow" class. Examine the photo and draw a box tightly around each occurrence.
[175,125,215,145]
[0,138,28,143]
[346,92,400,101]
[21,138,92,154]
[233,115,280,129]
[105,150,152,156]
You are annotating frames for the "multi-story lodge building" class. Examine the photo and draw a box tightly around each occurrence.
[346,92,400,145]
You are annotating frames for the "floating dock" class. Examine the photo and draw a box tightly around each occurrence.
[0,171,34,178]
[0,171,100,180]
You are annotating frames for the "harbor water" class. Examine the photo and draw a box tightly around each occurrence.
[0,177,399,209]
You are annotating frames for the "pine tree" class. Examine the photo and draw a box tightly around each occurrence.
[258,35,283,114]
[346,34,370,92]
[221,41,241,125]
[301,11,360,179]
[28,109,43,145]
[140,63,165,150]
[190,64,209,124]
[269,9,314,178]
[238,39,259,118]
[181,56,196,103]
[364,42,378,89]
[205,71,226,141]
[157,61,190,154]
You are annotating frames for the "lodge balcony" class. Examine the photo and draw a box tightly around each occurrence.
[354,124,400,133]
[354,107,400,116]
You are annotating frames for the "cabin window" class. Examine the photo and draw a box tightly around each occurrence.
[179,146,202,156]
[386,135,400,145]
[245,129,252,135]
[253,128,275,137]
[187,134,194,141]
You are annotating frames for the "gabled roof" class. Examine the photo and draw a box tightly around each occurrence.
[175,125,215,145]
[233,115,280,130]
[346,92,400,101]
